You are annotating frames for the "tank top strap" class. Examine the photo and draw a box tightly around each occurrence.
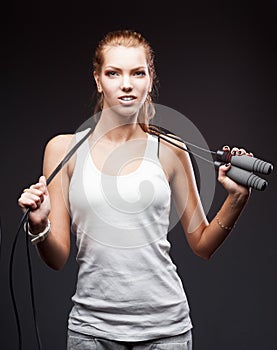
[146,133,160,160]
[73,128,92,173]
[74,130,160,169]
[75,128,91,146]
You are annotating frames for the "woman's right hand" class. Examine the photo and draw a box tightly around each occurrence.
[18,175,51,233]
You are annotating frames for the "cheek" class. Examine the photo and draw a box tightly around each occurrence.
[102,80,118,96]
[137,80,151,94]
[141,85,151,101]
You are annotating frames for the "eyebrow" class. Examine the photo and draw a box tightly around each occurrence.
[104,65,147,71]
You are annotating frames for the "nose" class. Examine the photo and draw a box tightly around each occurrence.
[121,75,133,92]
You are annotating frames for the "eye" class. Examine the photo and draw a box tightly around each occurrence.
[134,70,146,76]
[105,70,118,77]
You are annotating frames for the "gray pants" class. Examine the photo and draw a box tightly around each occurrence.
[67,329,192,350]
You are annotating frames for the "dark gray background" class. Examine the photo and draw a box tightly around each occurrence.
[1,0,276,349]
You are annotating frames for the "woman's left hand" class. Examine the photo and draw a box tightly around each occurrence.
[217,145,252,197]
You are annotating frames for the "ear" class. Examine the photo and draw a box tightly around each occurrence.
[93,71,102,93]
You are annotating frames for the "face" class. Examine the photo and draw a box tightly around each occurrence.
[94,46,152,118]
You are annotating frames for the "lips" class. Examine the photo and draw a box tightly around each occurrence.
[118,95,136,102]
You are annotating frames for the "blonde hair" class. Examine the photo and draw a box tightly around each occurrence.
[92,29,158,132]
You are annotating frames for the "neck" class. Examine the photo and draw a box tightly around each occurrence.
[93,110,146,143]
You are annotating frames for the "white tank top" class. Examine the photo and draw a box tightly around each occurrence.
[68,129,192,341]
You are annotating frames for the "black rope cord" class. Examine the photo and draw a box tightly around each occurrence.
[9,125,217,350]
[9,127,93,350]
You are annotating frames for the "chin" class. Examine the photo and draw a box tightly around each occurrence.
[110,103,142,120]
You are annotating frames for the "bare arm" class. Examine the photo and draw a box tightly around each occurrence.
[170,142,250,260]
[18,134,74,270]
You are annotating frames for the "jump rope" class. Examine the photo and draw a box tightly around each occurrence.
[8,124,274,350]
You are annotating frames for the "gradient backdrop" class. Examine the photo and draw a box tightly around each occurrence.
[1,1,276,349]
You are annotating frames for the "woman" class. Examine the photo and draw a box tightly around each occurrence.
[18,29,251,350]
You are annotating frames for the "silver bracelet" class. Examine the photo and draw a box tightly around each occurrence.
[216,214,234,231]
[26,220,51,245]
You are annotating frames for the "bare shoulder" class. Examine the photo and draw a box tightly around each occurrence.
[44,134,75,157]
[156,133,191,182]
[159,133,189,160]
[43,134,77,176]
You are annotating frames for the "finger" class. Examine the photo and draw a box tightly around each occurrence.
[23,188,43,197]
[39,175,49,197]
[22,191,44,206]
[222,145,230,151]
[21,192,42,203]
[39,175,47,185]
[231,147,239,155]
[221,162,231,171]
[217,163,231,184]
[18,196,41,210]
[30,182,45,191]
[238,148,247,155]
[29,177,48,194]
[218,162,231,176]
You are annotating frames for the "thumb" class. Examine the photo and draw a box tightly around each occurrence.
[218,163,231,180]
[39,175,49,195]
[39,175,47,185]
[217,163,235,189]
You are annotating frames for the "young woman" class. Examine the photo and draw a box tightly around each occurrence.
[18,30,251,350]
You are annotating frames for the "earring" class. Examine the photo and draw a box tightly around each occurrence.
[99,93,104,109]
[146,93,152,103]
